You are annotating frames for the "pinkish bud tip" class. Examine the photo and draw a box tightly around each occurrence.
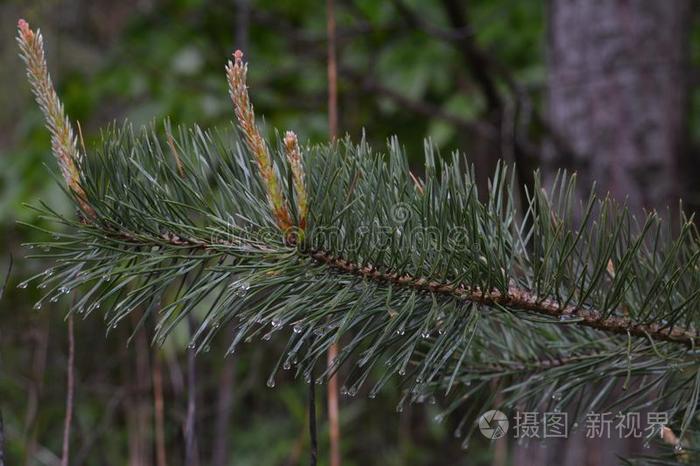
[17,19,32,37]
[233,50,244,61]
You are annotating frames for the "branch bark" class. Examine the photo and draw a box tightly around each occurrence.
[310,250,697,347]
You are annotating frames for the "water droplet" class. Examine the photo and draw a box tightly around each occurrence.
[102,274,112,282]
[429,395,436,405]
[231,280,250,296]
[38,282,47,289]
[293,324,303,334]
[59,286,71,294]
[434,414,444,423]
[453,428,462,438]
[283,360,291,370]
[368,390,377,399]
[438,328,445,335]
[348,387,358,397]
[50,295,59,303]
[267,377,276,388]
[559,314,575,321]
[396,401,404,413]
[271,318,282,328]
[44,268,54,276]
[398,368,406,376]
[674,443,683,452]
[33,301,42,310]
[26,244,34,250]
[552,391,562,401]
[421,331,431,339]
[262,332,272,341]
[461,439,469,450]
[52,234,60,240]
[17,281,29,289]
[572,422,579,431]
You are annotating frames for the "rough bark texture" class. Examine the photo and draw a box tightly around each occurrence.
[545,0,691,213]
[515,1,692,465]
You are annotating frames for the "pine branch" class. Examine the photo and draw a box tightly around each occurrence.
[16,21,700,456]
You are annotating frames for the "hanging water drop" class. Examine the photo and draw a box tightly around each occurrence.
[552,391,562,401]
[262,332,272,341]
[283,360,291,370]
[33,301,42,310]
[421,330,431,339]
[271,318,282,328]
[17,281,29,289]
[293,324,303,334]
[266,376,276,388]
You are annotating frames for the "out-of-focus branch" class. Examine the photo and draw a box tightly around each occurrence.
[341,66,497,139]
[326,3,342,465]
[61,312,75,466]
[184,318,199,466]
[211,356,235,466]
[0,408,5,466]
[153,352,167,466]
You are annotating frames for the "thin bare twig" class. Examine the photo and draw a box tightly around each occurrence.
[326,2,342,466]
[308,368,318,466]
[211,356,235,466]
[61,311,75,466]
[184,317,199,466]
[153,350,168,466]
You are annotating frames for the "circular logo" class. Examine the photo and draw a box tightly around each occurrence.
[478,410,509,439]
[391,203,411,223]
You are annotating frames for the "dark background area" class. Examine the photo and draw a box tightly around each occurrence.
[0,0,699,465]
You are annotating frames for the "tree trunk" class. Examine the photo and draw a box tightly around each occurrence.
[545,0,691,213]
[515,1,691,464]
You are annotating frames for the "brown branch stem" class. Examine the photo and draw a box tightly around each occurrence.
[309,251,697,347]
[61,312,75,466]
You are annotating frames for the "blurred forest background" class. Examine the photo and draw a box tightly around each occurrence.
[1,0,699,465]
